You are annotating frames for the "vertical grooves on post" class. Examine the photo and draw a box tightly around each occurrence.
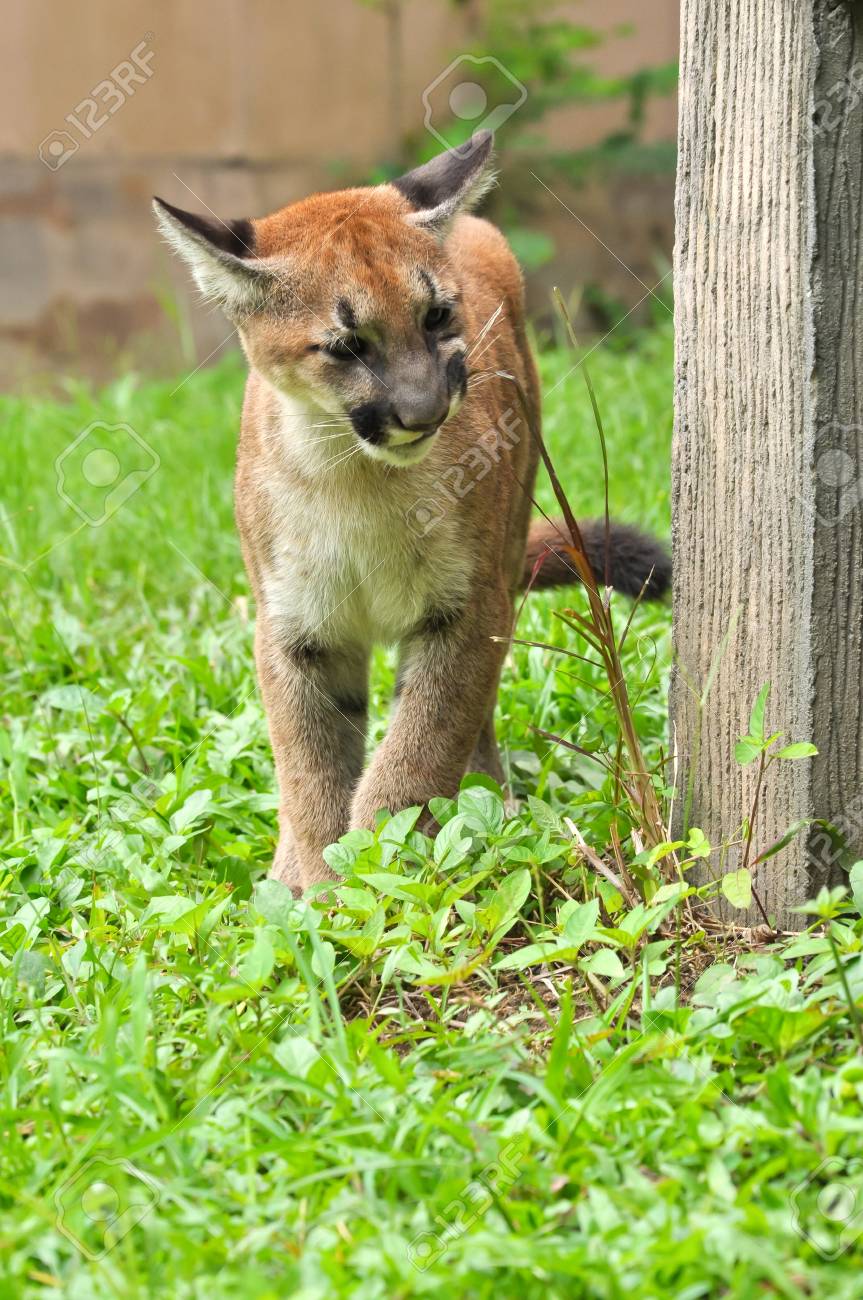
[672,1,819,922]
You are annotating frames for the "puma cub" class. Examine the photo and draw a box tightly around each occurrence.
[154,131,669,892]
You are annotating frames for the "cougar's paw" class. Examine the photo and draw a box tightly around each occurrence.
[269,834,336,895]
[269,836,302,893]
[350,773,432,835]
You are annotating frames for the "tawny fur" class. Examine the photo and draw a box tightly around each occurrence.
[153,136,668,892]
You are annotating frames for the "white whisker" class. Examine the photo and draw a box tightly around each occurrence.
[467,302,504,356]
[470,331,500,366]
[278,410,350,420]
[322,444,363,472]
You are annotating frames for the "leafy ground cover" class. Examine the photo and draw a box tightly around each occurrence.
[2,320,863,1297]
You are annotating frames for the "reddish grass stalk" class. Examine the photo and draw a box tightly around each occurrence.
[503,293,668,856]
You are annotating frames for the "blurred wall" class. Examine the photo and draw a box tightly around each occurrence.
[1,0,677,389]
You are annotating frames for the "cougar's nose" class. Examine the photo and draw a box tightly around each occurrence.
[390,389,450,437]
[392,412,440,436]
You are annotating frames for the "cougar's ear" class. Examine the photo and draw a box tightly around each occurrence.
[152,197,270,316]
[391,130,496,236]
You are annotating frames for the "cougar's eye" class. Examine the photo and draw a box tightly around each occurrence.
[424,304,452,331]
[323,334,368,362]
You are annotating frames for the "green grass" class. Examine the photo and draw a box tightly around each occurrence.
[2,319,863,1297]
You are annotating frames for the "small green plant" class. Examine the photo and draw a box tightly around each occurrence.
[795,876,863,1049]
[732,681,819,923]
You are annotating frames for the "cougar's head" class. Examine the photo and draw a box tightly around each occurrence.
[154,132,496,467]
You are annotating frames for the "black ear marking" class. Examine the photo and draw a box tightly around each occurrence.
[392,131,495,225]
[152,197,255,259]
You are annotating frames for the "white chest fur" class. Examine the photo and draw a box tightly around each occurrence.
[257,401,474,648]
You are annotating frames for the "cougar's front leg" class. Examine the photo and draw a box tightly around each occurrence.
[468,701,507,787]
[350,588,511,830]
[256,619,368,892]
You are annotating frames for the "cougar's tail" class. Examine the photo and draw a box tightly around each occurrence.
[522,518,671,600]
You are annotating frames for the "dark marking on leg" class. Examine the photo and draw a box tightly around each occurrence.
[419,604,464,637]
[283,633,326,666]
[332,692,368,716]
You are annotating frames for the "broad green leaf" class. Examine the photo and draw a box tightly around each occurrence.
[390,944,445,979]
[441,869,493,909]
[378,806,423,868]
[651,881,691,906]
[596,925,637,950]
[721,868,752,909]
[580,948,625,980]
[562,897,600,948]
[595,877,624,913]
[433,815,473,867]
[687,827,711,859]
[849,861,863,916]
[338,906,385,958]
[527,795,562,834]
[618,903,653,938]
[356,872,431,903]
[775,742,818,761]
[141,893,228,937]
[748,682,771,741]
[494,941,559,971]
[170,789,212,833]
[322,840,357,873]
[237,931,275,988]
[141,894,198,926]
[334,885,377,916]
[254,879,302,930]
[272,1035,320,1080]
[458,785,505,834]
[734,737,762,766]
[198,894,234,942]
[16,949,47,993]
[427,796,457,826]
[311,939,335,980]
[478,868,531,934]
[752,818,810,865]
[645,840,685,869]
[41,684,102,713]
